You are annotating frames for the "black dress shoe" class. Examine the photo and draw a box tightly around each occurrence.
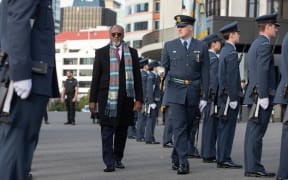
[177,164,190,175]
[104,166,115,172]
[136,138,145,142]
[146,141,160,144]
[44,121,50,124]
[127,136,136,139]
[277,177,288,180]
[217,161,242,169]
[203,157,217,163]
[244,171,275,177]
[27,173,32,180]
[115,161,125,169]
[172,160,179,170]
[71,122,76,125]
[188,152,201,159]
[163,143,173,148]
[64,122,71,125]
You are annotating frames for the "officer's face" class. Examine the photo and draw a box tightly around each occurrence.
[231,32,240,44]
[267,24,278,38]
[212,41,222,52]
[110,25,124,47]
[177,25,193,39]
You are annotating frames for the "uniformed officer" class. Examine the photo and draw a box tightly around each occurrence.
[200,33,222,163]
[274,32,288,180]
[61,70,78,125]
[216,21,242,169]
[145,61,161,144]
[243,13,279,177]
[136,57,149,142]
[161,15,209,174]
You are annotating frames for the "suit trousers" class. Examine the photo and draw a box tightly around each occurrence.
[277,122,288,179]
[201,103,218,159]
[65,97,75,123]
[244,105,272,172]
[217,106,239,163]
[0,94,49,180]
[170,103,198,165]
[101,125,128,167]
[145,106,159,142]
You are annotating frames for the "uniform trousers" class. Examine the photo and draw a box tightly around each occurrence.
[0,94,48,180]
[244,105,272,172]
[277,121,288,179]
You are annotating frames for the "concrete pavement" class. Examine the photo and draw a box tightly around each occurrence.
[31,112,282,180]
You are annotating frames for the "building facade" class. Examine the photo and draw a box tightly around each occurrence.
[55,27,110,97]
[52,0,61,34]
[124,0,160,55]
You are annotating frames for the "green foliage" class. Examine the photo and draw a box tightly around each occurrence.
[48,99,65,111]
[77,96,89,111]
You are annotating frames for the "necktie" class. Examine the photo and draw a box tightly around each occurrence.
[115,47,121,62]
[183,41,188,50]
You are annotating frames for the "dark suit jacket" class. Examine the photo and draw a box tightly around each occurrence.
[0,0,59,98]
[90,44,143,127]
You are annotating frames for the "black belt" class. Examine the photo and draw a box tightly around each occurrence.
[170,77,200,85]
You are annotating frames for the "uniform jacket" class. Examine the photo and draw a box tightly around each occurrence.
[89,44,143,126]
[161,38,210,106]
[274,32,288,104]
[146,72,161,104]
[218,42,241,105]
[209,50,219,101]
[141,69,149,102]
[244,35,276,105]
[0,0,59,98]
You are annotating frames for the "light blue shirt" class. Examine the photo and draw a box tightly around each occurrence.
[180,38,192,49]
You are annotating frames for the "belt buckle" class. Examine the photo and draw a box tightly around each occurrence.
[184,80,190,85]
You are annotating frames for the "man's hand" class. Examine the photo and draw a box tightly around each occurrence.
[13,79,32,99]
[150,103,157,109]
[259,97,269,110]
[72,97,77,102]
[89,102,96,113]
[61,97,65,103]
[229,101,238,109]
[133,101,142,112]
[199,100,207,112]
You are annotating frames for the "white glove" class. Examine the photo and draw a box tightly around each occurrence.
[150,103,157,109]
[259,97,269,110]
[199,100,207,112]
[13,79,32,99]
[229,101,238,109]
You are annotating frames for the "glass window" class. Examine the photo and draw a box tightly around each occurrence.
[206,0,220,16]
[63,69,77,76]
[63,58,78,65]
[268,0,287,19]
[79,81,91,88]
[154,20,160,30]
[283,0,288,19]
[79,69,93,76]
[133,40,142,49]
[134,21,148,31]
[247,0,259,17]
[126,24,131,32]
[56,49,60,53]
[79,57,94,65]
[135,3,148,13]
[155,2,160,12]
[69,49,79,53]
[126,6,132,15]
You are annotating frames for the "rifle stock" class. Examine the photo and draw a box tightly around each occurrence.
[248,86,259,123]
[218,89,228,120]
[0,50,10,124]
[209,88,217,117]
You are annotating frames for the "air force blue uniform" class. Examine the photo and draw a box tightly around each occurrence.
[243,33,276,173]
[136,69,149,141]
[0,0,59,179]
[145,64,161,143]
[274,32,288,180]
[201,49,219,160]
[161,17,209,168]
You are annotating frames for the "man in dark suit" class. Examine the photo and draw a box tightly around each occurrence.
[243,13,279,178]
[201,33,222,163]
[216,21,242,169]
[274,32,288,180]
[89,25,143,172]
[0,0,60,179]
[161,15,209,175]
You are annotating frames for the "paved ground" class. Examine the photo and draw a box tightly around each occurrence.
[31,112,282,180]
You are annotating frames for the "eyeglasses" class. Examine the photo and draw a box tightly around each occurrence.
[111,32,122,37]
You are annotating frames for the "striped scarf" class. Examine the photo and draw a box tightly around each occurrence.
[105,42,135,117]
